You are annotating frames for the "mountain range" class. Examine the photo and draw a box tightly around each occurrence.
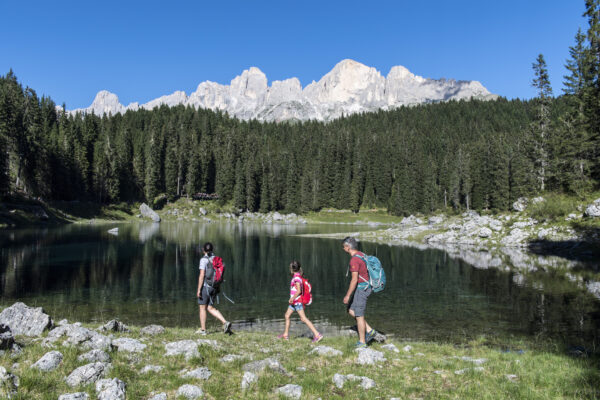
[70,59,497,122]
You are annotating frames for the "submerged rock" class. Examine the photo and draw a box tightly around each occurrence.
[0,302,53,337]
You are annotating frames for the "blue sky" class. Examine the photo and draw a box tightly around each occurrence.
[0,0,588,109]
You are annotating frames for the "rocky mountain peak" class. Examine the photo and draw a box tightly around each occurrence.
[71,59,497,121]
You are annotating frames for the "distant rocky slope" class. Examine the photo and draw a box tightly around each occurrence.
[69,59,497,122]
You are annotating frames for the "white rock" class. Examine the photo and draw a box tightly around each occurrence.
[276,384,302,399]
[78,349,110,363]
[148,394,167,400]
[139,203,161,222]
[355,348,386,365]
[309,345,343,357]
[0,302,53,337]
[140,324,165,336]
[180,367,211,380]
[333,373,376,389]
[165,340,200,360]
[112,337,146,353]
[513,197,528,212]
[58,393,89,400]
[241,371,257,390]
[31,350,63,371]
[0,366,19,397]
[403,345,412,352]
[141,365,163,374]
[95,378,126,400]
[381,344,400,353]
[584,199,600,217]
[65,362,109,387]
[478,227,492,238]
[177,384,203,399]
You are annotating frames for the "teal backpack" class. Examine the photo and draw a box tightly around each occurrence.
[353,253,386,293]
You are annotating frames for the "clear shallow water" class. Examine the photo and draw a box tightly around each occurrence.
[1,222,599,348]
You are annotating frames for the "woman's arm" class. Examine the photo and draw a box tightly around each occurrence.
[197,269,205,297]
[289,282,302,304]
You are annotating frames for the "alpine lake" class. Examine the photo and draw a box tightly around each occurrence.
[1,222,599,352]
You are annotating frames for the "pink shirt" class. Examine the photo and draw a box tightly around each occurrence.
[289,272,303,305]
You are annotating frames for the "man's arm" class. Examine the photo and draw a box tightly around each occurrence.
[343,271,359,304]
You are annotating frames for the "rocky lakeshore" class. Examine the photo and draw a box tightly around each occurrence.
[0,302,598,399]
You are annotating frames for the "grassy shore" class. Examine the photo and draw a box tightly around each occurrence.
[2,321,599,399]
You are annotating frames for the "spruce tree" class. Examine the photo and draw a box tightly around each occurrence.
[530,54,553,191]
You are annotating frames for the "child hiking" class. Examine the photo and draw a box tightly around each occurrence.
[278,261,323,343]
[196,242,232,335]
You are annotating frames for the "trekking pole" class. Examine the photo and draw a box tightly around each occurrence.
[221,291,235,304]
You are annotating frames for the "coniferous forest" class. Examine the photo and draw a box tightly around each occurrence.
[1,1,599,216]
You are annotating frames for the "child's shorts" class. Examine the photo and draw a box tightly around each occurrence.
[289,304,303,311]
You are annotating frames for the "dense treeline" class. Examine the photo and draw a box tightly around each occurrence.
[1,1,599,215]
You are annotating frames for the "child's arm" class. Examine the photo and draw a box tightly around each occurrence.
[289,282,302,304]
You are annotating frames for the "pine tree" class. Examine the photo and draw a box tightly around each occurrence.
[583,0,600,179]
[530,54,553,191]
[164,134,179,201]
[233,159,246,211]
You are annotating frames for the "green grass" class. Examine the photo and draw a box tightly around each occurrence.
[2,324,599,399]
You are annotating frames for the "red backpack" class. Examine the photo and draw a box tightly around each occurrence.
[300,277,312,306]
[205,256,225,289]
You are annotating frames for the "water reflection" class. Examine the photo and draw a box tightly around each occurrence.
[0,222,598,349]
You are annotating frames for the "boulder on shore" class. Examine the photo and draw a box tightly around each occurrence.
[584,198,600,217]
[140,203,161,222]
[0,302,53,337]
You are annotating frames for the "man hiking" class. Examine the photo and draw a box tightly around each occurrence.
[342,236,377,348]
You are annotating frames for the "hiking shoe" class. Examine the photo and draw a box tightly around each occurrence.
[355,341,367,349]
[223,321,232,334]
[195,329,207,336]
[366,329,377,343]
[312,333,323,343]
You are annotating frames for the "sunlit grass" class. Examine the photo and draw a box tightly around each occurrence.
[1,323,598,399]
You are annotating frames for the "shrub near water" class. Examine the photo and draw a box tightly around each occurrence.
[1,324,599,399]
[528,195,578,222]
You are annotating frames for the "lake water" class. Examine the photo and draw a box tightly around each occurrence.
[1,222,599,349]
